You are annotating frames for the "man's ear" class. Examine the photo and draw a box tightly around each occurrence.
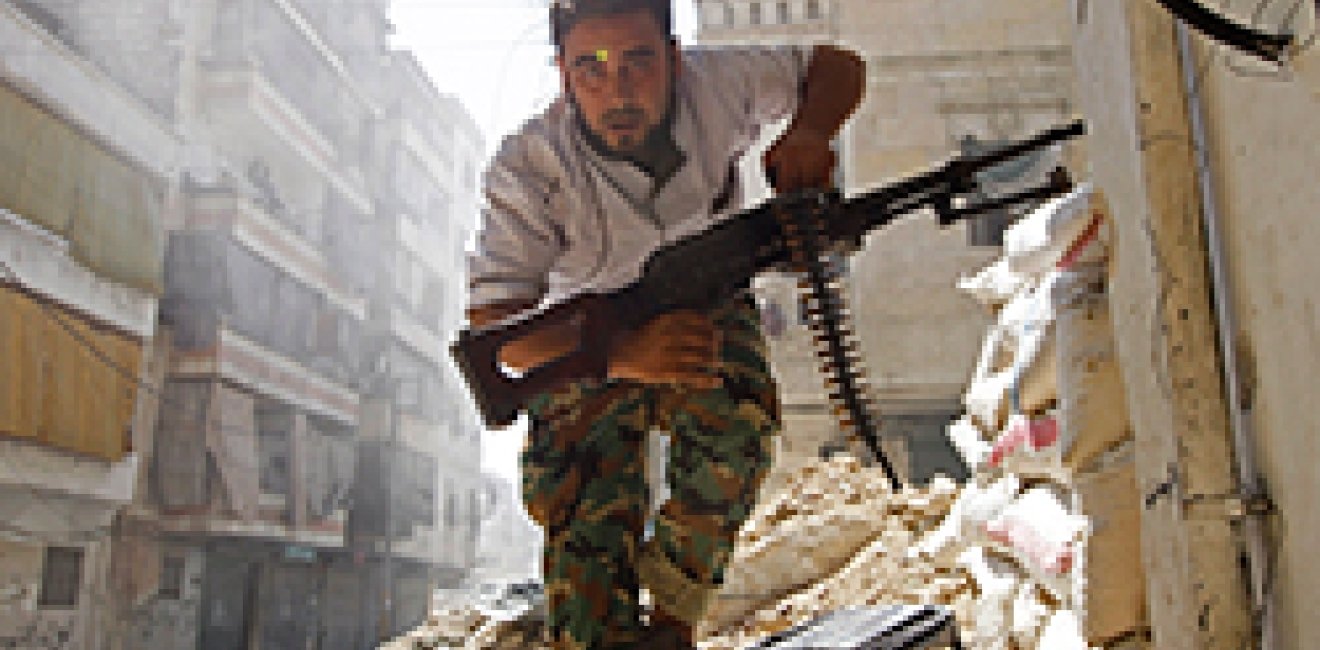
[668,38,681,78]
[554,53,572,93]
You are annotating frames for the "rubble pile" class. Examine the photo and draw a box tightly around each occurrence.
[698,457,971,648]
[702,184,1123,650]
[928,183,1137,649]
[382,606,547,650]
[392,184,1145,649]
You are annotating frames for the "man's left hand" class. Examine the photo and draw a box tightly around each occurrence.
[763,126,837,193]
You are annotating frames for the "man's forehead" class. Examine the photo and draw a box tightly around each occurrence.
[559,9,668,55]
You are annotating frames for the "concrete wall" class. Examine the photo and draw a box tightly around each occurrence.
[117,545,204,650]
[835,0,1075,407]
[702,0,1079,479]
[1060,0,1320,645]
[1194,5,1320,645]
[0,537,108,650]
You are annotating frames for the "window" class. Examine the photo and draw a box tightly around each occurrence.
[256,404,292,498]
[39,547,83,609]
[724,2,734,25]
[806,0,822,20]
[749,2,762,25]
[777,1,790,23]
[445,490,458,527]
[469,490,481,532]
[159,556,186,600]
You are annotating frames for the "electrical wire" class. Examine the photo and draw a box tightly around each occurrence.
[1140,0,1314,151]
[1184,0,1316,90]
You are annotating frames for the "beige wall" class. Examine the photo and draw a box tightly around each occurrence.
[1065,0,1320,646]
[700,0,1078,476]
[835,0,1075,404]
[1196,10,1320,646]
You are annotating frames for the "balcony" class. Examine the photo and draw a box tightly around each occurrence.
[388,304,448,368]
[171,325,359,426]
[0,437,138,538]
[287,0,391,81]
[3,0,181,122]
[150,508,347,549]
[203,1,373,214]
[185,189,366,320]
[199,65,370,213]
[152,380,355,546]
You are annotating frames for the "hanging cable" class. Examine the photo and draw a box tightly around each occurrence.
[1154,0,1295,62]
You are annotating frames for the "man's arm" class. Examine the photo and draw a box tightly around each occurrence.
[764,44,866,192]
[467,300,720,389]
[466,299,580,373]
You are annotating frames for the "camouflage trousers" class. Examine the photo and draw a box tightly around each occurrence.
[521,294,781,649]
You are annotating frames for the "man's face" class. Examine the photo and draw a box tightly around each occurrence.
[557,10,676,155]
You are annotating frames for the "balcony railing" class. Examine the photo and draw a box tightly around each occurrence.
[210,0,369,164]
[164,228,364,386]
[8,0,179,120]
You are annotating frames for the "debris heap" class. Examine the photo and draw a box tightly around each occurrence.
[702,184,1134,649]
[391,184,1148,649]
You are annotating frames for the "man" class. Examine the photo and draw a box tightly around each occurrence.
[465,1,864,647]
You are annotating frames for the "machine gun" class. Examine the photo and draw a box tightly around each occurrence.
[452,119,1084,489]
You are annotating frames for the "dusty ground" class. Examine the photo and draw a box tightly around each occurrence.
[383,457,996,650]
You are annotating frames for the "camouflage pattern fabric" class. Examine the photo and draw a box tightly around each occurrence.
[521,293,781,649]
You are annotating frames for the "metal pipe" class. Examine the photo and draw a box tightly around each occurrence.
[1175,22,1274,649]
[382,383,398,641]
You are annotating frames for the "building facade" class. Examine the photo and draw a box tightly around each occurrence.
[471,475,542,590]
[0,0,487,648]
[694,0,1076,484]
[0,0,175,646]
[356,49,488,641]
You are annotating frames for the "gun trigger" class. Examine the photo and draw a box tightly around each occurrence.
[934,194,957,227]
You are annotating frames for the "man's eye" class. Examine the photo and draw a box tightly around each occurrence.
[623,52,656,70]
[575,61,607,80]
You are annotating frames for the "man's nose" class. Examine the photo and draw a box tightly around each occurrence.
[608,64,637,97]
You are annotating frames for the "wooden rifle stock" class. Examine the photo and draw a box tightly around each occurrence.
[451,293,618,428]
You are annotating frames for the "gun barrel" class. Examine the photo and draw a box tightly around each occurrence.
[828,119,1085,244]
[956,119,1084,175]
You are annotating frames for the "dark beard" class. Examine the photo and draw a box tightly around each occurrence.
[571,96,682,181]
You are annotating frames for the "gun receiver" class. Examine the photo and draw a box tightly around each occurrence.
[453,119,1085,430]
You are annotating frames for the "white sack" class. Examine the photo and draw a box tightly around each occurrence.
[984,488,1088,575]
[958,257,1028,308]
[946,416,992,472]
[1037,609,1090,650]
[1003,183,1096,277]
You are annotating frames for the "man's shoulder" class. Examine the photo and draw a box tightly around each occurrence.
[488,100,576,178]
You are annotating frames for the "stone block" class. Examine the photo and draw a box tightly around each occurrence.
[1076,458,1146,644]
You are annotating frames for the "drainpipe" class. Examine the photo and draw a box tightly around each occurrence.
[1174,22,1274,649]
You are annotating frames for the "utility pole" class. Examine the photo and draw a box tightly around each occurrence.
[378,376,398,641]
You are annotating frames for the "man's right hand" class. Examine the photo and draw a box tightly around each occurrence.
[467,298,582,374]
[608,310,722,390]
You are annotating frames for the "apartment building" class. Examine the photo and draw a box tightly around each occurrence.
[0,0,177,646]
[0,0,488,648]
[355,49,488,642]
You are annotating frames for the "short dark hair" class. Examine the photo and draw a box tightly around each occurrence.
[550,0,673,52]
